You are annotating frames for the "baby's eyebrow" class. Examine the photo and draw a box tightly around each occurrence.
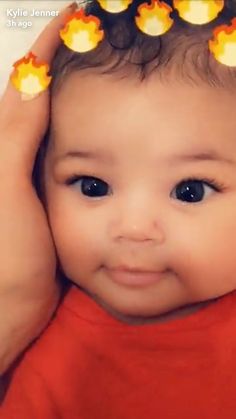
[53,148,235,167]
[54,149,113,165]
[169,150,235,166]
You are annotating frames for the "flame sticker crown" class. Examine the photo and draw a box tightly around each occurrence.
[10,52,51,98]
[209,18,236,66]
[135,0,173,36]
[60,9,104,53]
[58,0,236,68]
[97,0,133,13]
[173,0,224,25]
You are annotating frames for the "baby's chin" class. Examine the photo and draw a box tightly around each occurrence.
[87,290,212,326]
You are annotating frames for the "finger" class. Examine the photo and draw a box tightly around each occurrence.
[0,1,78,174]
[1,1,77,107]
[30,1,78,63]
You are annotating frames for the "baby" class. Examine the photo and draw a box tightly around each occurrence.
[1,0,236,417]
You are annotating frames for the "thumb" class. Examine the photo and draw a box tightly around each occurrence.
[0,1,77,176]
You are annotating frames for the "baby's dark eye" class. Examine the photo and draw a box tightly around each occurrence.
[67,176,110,198]
[171,179,217,203]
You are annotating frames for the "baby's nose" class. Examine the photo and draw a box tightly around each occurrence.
[110,198,165,245]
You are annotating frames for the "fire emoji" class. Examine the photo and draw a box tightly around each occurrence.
[60,9,104,53]
[173,0,224,25]
[10,52,51,99]
[135,0,173,36]
[97,0,133,13]
[209,18,236,67]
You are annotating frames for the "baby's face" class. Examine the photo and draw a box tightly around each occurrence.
[44,71,236,324]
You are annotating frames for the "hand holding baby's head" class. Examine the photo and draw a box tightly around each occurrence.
[34,0,236,325]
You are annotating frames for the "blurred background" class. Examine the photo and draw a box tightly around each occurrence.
[0,0,72,95]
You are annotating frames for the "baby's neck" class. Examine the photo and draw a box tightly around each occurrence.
[90,294,217,326]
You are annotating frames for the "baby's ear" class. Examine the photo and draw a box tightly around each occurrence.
[32,127,50,200]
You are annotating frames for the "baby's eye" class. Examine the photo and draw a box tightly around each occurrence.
[67,176,111,198]
[171,179,219,203]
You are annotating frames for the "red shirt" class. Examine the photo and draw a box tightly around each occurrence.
[1,286,236,419]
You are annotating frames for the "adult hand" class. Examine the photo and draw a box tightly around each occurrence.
[0,1,77,375]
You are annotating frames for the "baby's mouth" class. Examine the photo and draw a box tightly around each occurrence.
[105,266,166,287]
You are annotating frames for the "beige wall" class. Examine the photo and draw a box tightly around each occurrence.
[0,1,72,94]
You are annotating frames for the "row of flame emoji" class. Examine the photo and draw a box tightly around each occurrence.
[10,0,236,98]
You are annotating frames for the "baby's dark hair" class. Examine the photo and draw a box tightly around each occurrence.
[33,0,236,192]
[50,0,236,92]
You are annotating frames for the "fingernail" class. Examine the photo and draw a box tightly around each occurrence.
[60,1,78,14]
[68,2,78,8]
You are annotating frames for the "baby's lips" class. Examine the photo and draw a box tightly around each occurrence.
[10,52,51,101]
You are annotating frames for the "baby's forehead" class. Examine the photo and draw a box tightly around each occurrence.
[51,66,236,118]
[49,70,236,166]
[50,21,236,151]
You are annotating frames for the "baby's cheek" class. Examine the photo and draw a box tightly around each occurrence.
[168,219,236,299]
[51,212,106,283]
